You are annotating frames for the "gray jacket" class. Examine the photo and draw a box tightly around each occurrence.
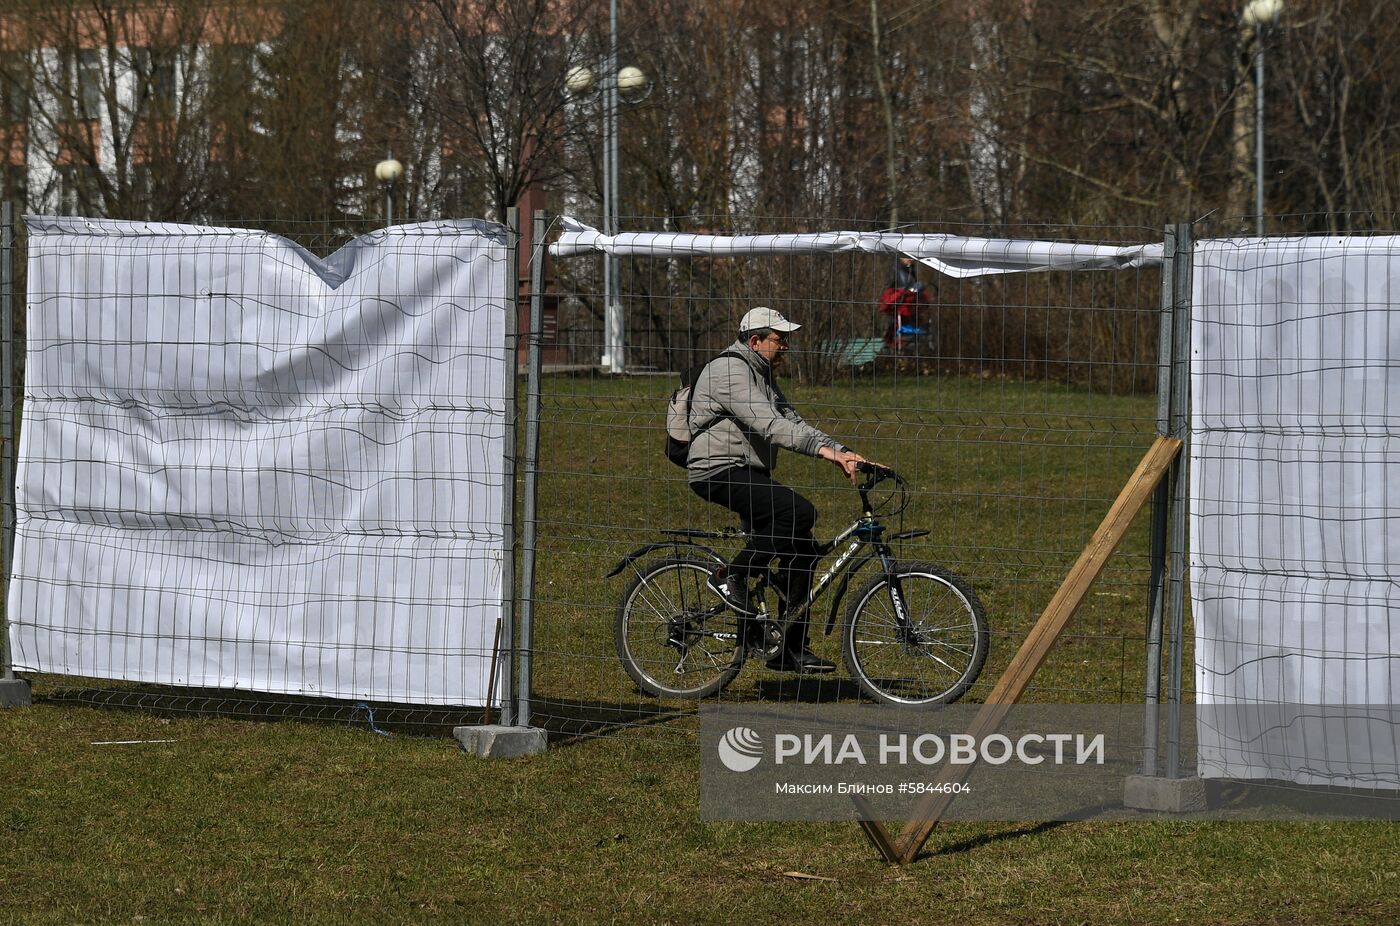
[686,340,841,482]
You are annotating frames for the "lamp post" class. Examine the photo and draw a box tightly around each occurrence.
[1244,0,1282,236]
[375,156,404,227]
[566,2,647,374]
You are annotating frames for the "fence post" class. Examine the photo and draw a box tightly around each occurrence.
[517,209,547,729]
[1140,225,1178,774]
[1125,222,1200,810]
[1164,222,1193,779]
[451,210,546,757]
[0,200,30,707]
[498,207,520,727]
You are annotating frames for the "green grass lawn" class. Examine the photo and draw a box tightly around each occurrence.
[2,705,1396,925]
[3,373,1394,923]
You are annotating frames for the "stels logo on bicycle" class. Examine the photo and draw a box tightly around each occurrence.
[606,464,990,707]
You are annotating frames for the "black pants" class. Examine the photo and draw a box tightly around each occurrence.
[691,466,821,649]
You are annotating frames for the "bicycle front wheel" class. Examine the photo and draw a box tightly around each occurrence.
[614,557,746,699]
[842,562,989,707]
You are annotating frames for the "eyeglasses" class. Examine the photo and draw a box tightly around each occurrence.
[766,333,790,345]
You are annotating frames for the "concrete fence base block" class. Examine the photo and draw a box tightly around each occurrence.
[453,724,547,759]
[0,678,32,708]
[1123,773,1208,813]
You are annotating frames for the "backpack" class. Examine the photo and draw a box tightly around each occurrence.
[665,349,745,467]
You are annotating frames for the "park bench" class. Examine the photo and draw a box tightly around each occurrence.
[827,336,885,367]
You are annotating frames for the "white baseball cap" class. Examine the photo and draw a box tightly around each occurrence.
[739,306,801,334]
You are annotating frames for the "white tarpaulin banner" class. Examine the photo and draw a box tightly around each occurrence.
[8,217,508,706]
[1192,237,1400,787]
[550,217,1163,278]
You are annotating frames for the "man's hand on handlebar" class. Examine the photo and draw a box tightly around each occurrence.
[819,445,871,483]
[855,460,903,486]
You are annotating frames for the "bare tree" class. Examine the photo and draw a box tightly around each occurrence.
[423,0,599,222]
[1274,0,1400,227]
[15,0,213,218]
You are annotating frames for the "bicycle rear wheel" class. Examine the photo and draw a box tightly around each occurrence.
[615,557,746,698]
[842,561,989,706]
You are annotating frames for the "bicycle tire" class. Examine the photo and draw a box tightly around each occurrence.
[842,561,989,707]
[614,557,746,699]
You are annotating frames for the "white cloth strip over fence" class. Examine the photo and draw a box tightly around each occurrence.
[550,217,1165,278]
[7,217,509,706]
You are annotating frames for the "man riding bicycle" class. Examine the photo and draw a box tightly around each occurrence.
[687,306,869,675]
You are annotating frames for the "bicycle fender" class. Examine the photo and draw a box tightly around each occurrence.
[823,551,884,636]
[604,542,725,579]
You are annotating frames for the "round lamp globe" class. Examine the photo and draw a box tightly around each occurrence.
[616,66,646,92]
[565,65,595,94]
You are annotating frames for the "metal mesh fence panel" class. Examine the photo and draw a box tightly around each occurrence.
[1190,233,1400,792]
[3,213,515,732]
[6,204,1395,805]
[528,214,1170,742]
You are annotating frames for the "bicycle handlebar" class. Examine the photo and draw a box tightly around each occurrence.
[855,461,905,490]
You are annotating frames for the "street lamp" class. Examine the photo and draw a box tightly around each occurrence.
[1244,0,1283,236]
[375,156,404,227]
[566,3,648,373]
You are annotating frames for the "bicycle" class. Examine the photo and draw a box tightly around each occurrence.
[606,463,989,707]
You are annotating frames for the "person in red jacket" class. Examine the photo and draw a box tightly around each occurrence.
[878,255,931,351]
